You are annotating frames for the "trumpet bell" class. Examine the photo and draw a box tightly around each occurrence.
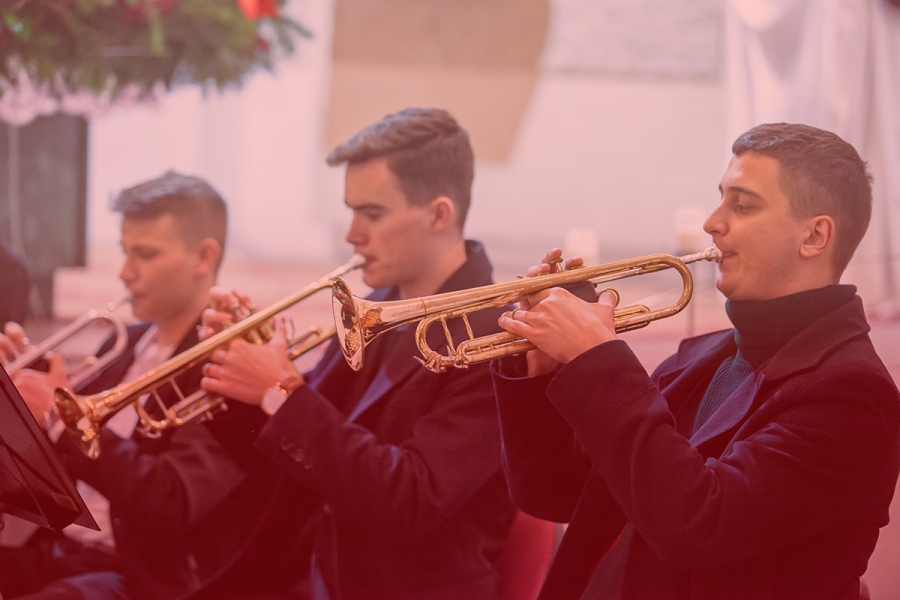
[332,278,366,371]
[5,299,130,389]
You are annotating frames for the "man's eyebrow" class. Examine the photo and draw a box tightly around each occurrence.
[345,202,387,211]
[719,184,764,200]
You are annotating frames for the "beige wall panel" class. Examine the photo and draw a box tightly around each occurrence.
[328,0,548,162]
[326,63,539,162]
[332,0,548,68]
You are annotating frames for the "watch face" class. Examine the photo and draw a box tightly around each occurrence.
[262,386,289,415]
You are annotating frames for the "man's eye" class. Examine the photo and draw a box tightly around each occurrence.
[134,250,159,260]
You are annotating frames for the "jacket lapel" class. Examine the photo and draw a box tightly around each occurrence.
[655,330,735,418]
[690,373,765,447]
[689,297,870,448]
[346,347,420,423]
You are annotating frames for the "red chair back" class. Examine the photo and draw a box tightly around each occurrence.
[859,577,871,600]
[499,511,557,600]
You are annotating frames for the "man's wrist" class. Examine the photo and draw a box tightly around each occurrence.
[261,373,304,416]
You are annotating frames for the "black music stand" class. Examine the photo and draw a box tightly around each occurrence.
[0,364,96,531]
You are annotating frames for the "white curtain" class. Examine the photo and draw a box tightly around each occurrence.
[726,0,900,310]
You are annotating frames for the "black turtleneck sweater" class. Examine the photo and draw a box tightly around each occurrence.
[691,284,857,434]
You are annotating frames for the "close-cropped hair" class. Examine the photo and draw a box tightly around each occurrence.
[111,171,228,268]
[327,107,475,227]
[732,123,872,275]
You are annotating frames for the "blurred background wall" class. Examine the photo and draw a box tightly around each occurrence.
[83,0,898,308]
[86,0,726,266]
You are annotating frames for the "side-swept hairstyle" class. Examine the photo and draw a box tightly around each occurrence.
[111,171,228,271]
[327,108,475,227]
[732,123,872,275]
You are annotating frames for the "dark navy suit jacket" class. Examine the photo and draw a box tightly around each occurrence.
[254,241,516,600]
[493,296,900,600]
[56,323,306,600]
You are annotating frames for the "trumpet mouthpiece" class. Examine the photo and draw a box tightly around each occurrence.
[679,244,722,265]
[705,244,723,263]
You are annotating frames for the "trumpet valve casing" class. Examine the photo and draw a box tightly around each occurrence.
[54,387,101,459]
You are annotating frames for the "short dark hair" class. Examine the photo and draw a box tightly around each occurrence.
[732,123,872,275]
[326,108,475,227]
[111,171,228,269]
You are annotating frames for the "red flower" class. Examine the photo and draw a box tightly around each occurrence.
[238,0,278,20]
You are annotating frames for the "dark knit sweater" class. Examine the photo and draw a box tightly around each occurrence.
[692,284,857,434]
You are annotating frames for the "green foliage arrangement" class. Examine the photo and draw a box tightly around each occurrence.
[0,0,309,102]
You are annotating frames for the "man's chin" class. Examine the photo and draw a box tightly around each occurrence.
[361,272,386,290]
[715,277,736,300]
[130,304,154,322]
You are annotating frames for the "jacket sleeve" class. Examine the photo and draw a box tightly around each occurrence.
[254,363,504,542]
[56,423,246,538]
[546,339,900,570]
[490,355,592,522]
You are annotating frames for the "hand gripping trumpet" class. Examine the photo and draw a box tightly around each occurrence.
[332,246,722,373]
[54,255,365,458]
[4,298,130,389]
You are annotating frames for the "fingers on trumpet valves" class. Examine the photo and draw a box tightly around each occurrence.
[502,307,530,323]
[200,303,239,338]
[548,257,564,273]
[0,339,16,362]
[522,249,584,279]
[542,248,583,272]
[541,248,564,269]
[563,256,585,270]
[201,362,224,378]
[229,289,256,315]
[209,286,239,312]
[209,287,255,317]
[597,288,620,307]
[2,321,29,356]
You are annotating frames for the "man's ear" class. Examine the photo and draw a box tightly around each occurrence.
[799,215,835,259]
[429,196,459,233]
[195,238,223,276]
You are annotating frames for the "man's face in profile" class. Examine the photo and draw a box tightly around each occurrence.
[342,157,437,292]
[704,152,811,302]
[119,214,203,323]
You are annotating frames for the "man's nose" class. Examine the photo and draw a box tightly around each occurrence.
[345,218,366,246]
[703,205,725,236]
[119,258,135,283]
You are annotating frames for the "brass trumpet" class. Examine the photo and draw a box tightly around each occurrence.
[332,246,721,373]
[4,299,130,389]
[54,255,365,458]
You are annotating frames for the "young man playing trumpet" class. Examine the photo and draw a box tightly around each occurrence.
[200,108,516,600]
[492,123,900,599]
[0,172,303,600]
